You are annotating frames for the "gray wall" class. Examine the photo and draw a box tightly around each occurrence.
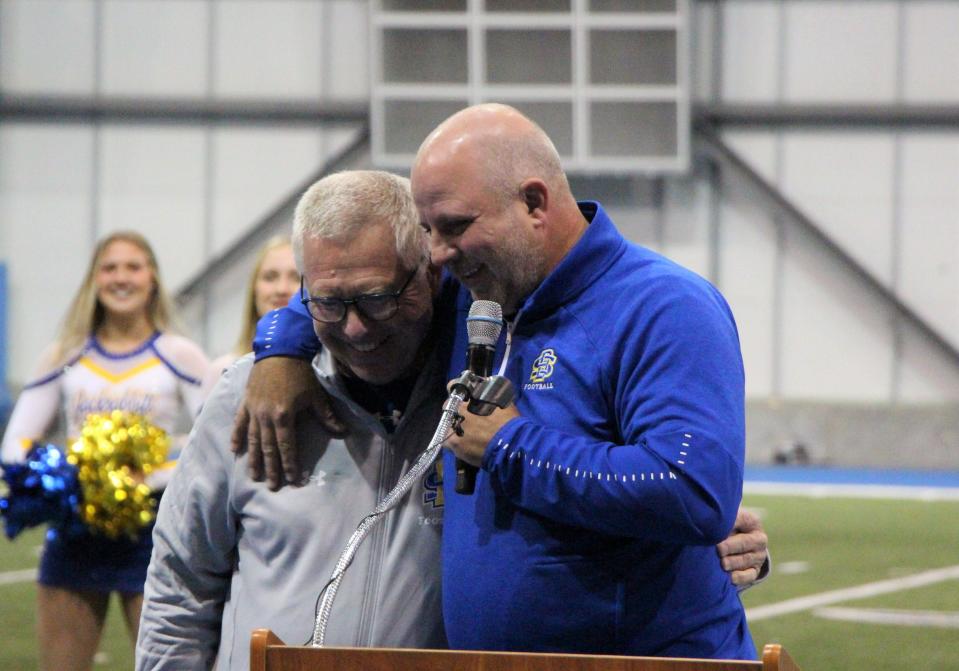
[0,0,369,374]
[697,1,959,405]
[2,0,958,466]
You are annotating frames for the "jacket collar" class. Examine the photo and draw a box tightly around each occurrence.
[311,341,445,439]
[513,201,626,323]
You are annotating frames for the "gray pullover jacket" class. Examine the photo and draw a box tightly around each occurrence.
[136,351,448,670]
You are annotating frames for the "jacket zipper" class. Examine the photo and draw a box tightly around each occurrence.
[356,432,391,645]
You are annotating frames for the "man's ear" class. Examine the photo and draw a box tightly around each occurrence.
[520,179,548,222]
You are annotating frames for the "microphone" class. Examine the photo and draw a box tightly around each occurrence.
[455,300,503,494]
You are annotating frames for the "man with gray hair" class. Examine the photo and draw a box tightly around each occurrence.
[135,170,453,670]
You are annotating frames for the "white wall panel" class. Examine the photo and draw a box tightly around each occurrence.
[0,125,94,385]
[721,200,778,400]
[98,126,206,296]
[572,178,662,253]
[898,331,959,403]
[720,2,781,102]
[898,134,959,348]
[781,132,896,285]
[784,2,898,103]
[176,296,209,360]
[215,1,323,99]
[722,129,781,188]
[780,230,894,402]
[717,132,780,398]
[662,178,711,279]
[0,0,96,95]
[690,1,717,102]
[101,1,209,97]
[2,0,959,414]
[324,0,370,99]
[611,210,662,252]
[323,128,370,168]
[903,2,959,102]
[211,127,325,254]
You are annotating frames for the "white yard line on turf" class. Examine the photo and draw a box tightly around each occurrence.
[815,607,959,629]
[0,568,37,586]
[744,482,959,501]
[746,564,959,622]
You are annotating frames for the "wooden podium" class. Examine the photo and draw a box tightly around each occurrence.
[250,630,800,671]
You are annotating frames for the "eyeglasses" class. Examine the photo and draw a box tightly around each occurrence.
[300,267,419,324]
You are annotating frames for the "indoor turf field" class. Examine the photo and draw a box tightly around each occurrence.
[1,489,957,669]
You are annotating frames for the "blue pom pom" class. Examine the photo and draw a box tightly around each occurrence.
[0,442,85,540]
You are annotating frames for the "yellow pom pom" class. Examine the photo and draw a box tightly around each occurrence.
[69,412,170,540]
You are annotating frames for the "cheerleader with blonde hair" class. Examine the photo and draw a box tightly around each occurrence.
[1,231,208,671]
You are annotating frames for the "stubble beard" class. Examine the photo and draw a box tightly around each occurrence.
[468,235,545,317]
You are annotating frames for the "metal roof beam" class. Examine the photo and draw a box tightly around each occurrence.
[695,122,959,372]
[0,94,368,126]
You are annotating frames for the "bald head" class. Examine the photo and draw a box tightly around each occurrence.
[414,103,570,208]
[411,104,588,315]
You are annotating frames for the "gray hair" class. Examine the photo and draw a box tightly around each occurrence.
[292,170,426,272]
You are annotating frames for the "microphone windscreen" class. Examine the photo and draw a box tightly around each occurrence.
[466,301,503,347]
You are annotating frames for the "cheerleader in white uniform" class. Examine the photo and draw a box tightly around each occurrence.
[0,231,208,671]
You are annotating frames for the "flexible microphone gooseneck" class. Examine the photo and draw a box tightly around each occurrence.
[311,391,465,646]
[455,300,504,494]
[310,301,505,645]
